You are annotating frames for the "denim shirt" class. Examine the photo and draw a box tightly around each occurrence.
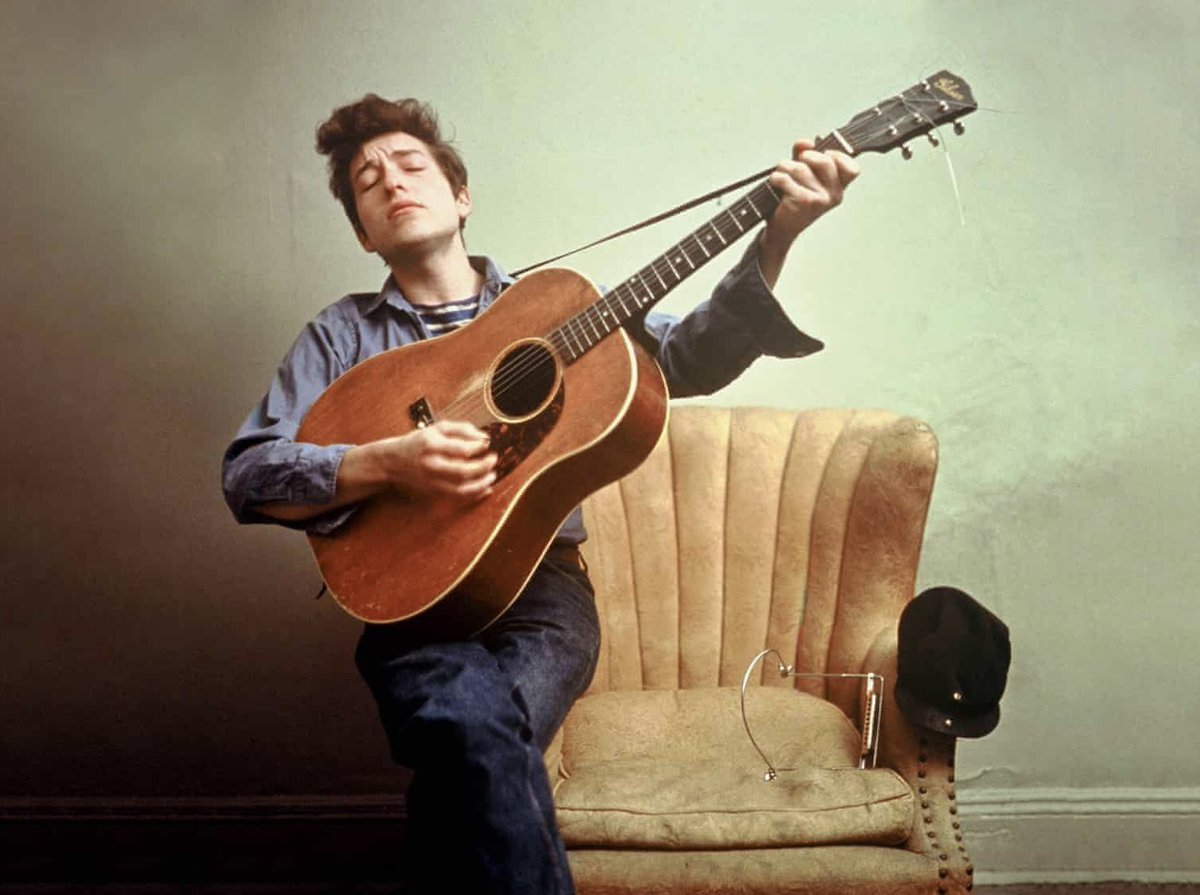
[222,243,823,542]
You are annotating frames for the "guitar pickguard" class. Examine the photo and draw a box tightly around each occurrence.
[483,385,565,483]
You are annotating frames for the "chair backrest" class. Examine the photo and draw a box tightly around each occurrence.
[578,406,938,723]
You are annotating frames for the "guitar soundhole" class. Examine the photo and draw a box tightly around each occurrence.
[489,340,560,421]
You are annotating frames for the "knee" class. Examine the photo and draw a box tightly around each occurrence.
[394,657,535,769]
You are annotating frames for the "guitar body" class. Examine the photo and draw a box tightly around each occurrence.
[296,267,669,636]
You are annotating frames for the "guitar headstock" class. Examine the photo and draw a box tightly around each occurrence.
[833,70,977,158]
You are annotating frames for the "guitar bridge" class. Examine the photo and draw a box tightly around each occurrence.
[409,398,434,429]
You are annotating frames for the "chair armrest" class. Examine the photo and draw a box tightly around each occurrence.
[862,625,975,893]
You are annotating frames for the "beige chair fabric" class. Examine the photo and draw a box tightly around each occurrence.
[549,406,974,895]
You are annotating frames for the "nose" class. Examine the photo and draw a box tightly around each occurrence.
[381,161,409,193]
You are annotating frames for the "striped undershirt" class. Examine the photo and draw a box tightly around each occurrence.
[409,295,481,335]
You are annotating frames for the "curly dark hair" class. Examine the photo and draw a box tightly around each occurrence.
[315,94,468,237]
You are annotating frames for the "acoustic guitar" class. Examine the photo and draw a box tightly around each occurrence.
[296,71,977,636]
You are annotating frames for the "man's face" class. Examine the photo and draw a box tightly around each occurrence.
[349,131,470,262]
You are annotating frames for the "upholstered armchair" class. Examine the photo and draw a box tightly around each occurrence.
[545,406,973,895]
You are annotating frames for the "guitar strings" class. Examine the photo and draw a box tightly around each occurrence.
[434,99,978,428]
[894,92,969,227]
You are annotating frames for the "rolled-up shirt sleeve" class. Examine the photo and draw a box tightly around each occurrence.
[221,311,358,534]
[635,238,825,398]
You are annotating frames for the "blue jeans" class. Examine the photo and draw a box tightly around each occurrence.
[355,555,600,894]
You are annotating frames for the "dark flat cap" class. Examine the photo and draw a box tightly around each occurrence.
[894,586,1011,738]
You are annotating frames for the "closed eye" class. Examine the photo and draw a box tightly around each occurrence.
[354,166,380,193]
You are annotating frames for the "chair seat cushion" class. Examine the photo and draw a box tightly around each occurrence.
[554,686,914,849]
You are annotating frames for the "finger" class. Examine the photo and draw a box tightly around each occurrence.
[426,424,493,458]
[796,149,840,188]
[829,151,861,185]
[432,419,491,445]
[789,150,860,193]
[791,139,815,160]
[435,437,494,460]
[769,161,821,196]
[426,451,497,483]
[436,465,497,502]
[454,471,497,501]
[794,150,857,206]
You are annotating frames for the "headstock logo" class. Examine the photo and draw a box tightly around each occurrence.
[932,76,965,102]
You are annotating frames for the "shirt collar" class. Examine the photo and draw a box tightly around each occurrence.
[365,256,514,316]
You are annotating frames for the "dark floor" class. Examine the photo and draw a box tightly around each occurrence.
[979,888,1200,895]
[2,884,1199,894]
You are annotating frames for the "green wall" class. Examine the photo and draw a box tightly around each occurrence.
[2,0,1197,880]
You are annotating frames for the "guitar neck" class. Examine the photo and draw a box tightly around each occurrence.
[545,65,980,362]
[552,134,844,363]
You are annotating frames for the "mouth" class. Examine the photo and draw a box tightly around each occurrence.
[387,202,423,219]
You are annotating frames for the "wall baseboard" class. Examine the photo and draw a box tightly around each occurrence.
[960,786,1200,885]
[5,787,1199,884]
[0,795,408,883]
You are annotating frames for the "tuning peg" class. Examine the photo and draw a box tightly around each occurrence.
[953,121,965,136]
[927,133,940,147]
[901,145,913,160]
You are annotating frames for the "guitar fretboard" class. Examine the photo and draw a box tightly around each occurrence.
[550,180,782,363]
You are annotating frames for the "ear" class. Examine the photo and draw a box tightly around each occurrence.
[355,225,376,254]
[455,184,472,226]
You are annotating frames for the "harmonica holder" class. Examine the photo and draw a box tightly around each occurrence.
[739,648,884,782]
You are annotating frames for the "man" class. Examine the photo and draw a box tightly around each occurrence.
[223,94,858,894]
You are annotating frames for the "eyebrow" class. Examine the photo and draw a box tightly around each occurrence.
[352,148,428,183]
